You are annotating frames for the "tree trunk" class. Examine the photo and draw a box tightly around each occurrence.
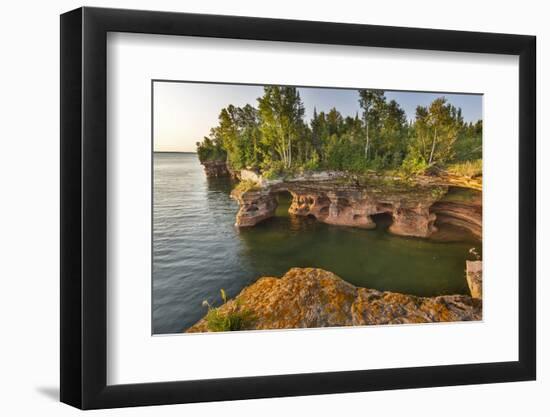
[288,135,292,168]
[428,127,437,165]
[280,133,287,168]
[254,134,259,166]
[364,116,370,160]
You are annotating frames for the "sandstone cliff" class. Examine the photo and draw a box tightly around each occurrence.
[186,268,482,332]
[230,187,277,227]
[231,173,481,239]
[430,188,482,239]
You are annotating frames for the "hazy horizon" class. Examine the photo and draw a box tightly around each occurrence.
[153,82,482,153]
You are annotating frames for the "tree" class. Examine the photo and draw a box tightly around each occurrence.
[196,88,481,177]
[358,89,385,160]
[326,107,344,137]
[377,99,408,167]
[202,104,263,170]
[408,97,463,167]
[257,86,306,169]
[310,107,323,158]
[235,104,262,168]
[454,120,482,161]
[196,135,226,163]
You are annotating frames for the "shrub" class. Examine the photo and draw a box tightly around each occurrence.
[302,153,320,171]
[366,155,387,172]
[205,308,251,332]
[400,154,428,177]
[262,160,286,179]
[234,180,260,193]
[202,289,254,332]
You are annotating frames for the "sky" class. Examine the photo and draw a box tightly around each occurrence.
[153,81,482,153]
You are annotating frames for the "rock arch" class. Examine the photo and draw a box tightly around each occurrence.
[231,178,482,240]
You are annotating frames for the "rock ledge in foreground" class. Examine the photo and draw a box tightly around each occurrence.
[186,268,482,332]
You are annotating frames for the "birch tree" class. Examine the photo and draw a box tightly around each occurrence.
[358,89,385,160]
[410,98,462,166]
[257,86,305,169]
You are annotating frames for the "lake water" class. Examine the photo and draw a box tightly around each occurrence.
[153,153,480,334]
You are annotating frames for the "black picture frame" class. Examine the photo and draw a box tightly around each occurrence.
[60,6,536,410]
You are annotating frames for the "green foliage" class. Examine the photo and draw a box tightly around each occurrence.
[262,160,286,179]
[195,88,482,179]
[196,137,226,163]
[400,152,429,177]
[233,180,261,193]
[258,86,307,170]
[202,289,254,332]
[321,133,369,173]
[358,89,387,161]
[302,152,320,171]
[453,120,482,161]
[407,98,463,167]
[446,159,483,178]
[204,307,250,332]
[213,104,262,170]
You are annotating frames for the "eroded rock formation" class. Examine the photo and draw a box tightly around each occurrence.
[231,188,278,227]
[232,177,446,238]
[230,173,482,240]
[186,268,482,332]
[288,190,377,229]
[430,187,482,239]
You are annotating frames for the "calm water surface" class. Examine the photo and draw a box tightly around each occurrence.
[153,153,480,334]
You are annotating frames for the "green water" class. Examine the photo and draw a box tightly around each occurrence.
[239,193,480,297]
[440,186,481,204]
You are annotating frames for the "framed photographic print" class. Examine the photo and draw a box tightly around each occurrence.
[60,6,536,409]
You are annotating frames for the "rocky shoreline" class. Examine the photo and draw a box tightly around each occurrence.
[201,160,229,177]
[192,162,483,333]
[201,160,241,180]
[186,268,482,333]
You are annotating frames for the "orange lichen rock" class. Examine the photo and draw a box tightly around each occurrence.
[186,268,482,332]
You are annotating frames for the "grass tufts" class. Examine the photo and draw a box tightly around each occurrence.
[202,289,254,332]
[446,159,482,178]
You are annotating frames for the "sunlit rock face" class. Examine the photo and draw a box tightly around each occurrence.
[230,174,483,241]
[389,206,437,237]
[288,191,377,229]
[466,260,483,299]
[232,176,448,238]
[286,185,440,237]
[230,188,278,227]
[186,268,482,332]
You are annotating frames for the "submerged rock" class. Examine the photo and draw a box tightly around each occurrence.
[186,268,482,332]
